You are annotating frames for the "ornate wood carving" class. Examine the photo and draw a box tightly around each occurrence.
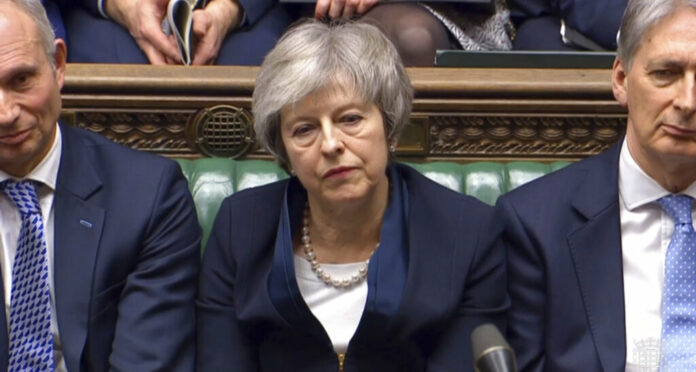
[428,115,626,159]
[72,111,194,156]
[61,64,627,162]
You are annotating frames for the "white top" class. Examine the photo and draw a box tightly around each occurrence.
[0,128,67,372]
[619,138,696,372]
[294,254,368,354]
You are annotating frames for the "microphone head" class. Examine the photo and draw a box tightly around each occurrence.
[471,324,517,372]
[471,324,510,357]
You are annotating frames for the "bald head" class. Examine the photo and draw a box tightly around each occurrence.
[0,0,56,66]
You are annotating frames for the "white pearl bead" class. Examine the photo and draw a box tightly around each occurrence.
[301,202,374,289]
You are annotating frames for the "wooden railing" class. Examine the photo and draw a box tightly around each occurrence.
[61,64,626,162]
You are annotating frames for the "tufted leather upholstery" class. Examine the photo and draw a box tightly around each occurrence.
[175,159,570,248]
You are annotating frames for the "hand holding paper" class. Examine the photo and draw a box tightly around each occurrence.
[106,0,181,64]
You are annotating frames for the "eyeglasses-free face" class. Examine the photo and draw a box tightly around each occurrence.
[280,85,390,208]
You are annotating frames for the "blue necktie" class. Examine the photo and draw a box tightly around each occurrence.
[2,180,54,372]
[658,194,696,371]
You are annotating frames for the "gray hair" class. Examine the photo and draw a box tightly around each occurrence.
[252,19,413,169]
[617,0,696,70]
[2,0,57,66]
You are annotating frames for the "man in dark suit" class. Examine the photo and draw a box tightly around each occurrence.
[0,0,200,370]
[499,0,696,370]
[60,0,295,65]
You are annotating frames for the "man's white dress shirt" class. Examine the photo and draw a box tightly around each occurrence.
[0,128,67,372]
[619,138,696,371]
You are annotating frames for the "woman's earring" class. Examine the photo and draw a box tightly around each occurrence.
[388,144,397,153]
[290,168,297,176]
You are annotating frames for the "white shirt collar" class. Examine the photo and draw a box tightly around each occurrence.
[0,124,62,191]
[619,137,696,210]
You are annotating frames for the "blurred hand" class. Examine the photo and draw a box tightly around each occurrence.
[315,0,379,20]
[190,0,242,65]
[106,0,181,64]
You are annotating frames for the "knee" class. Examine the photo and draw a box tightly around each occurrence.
[362,4,449,66]
[392,24,442,65]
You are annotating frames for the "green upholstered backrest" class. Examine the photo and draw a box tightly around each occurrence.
[175,159,570,248]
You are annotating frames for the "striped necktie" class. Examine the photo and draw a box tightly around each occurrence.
[658,194,696,371]
[2,180,54,371]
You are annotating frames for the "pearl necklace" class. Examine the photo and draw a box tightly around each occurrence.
[301,204,377,289]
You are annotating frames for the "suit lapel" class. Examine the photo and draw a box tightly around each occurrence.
[266,179,330,342]
[567,143,626,371]
[53,125,104,372]
[352,166,411,346]
[0,274,6,369]
[359,164,452,343]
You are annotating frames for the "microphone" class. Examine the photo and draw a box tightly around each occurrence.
[471,324,517,372]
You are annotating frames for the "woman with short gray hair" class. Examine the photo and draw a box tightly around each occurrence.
[253,20,413,170]
[197,19,506,371]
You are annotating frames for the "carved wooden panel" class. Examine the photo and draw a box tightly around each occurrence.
[68,110,195,156]
[427,115,626,160]
[61,64,627,162]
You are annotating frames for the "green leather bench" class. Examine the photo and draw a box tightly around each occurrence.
[175,159,570,248]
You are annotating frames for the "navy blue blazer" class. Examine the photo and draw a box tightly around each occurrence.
[0,124,201,371]
[197,163,507,371]
[43,0,67,42]
[497,142,626,371]
[509,0,626,50]
[61,0,295,65]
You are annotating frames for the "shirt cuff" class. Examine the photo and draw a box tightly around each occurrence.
[97,0,109,18]
[238,6,247,27]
